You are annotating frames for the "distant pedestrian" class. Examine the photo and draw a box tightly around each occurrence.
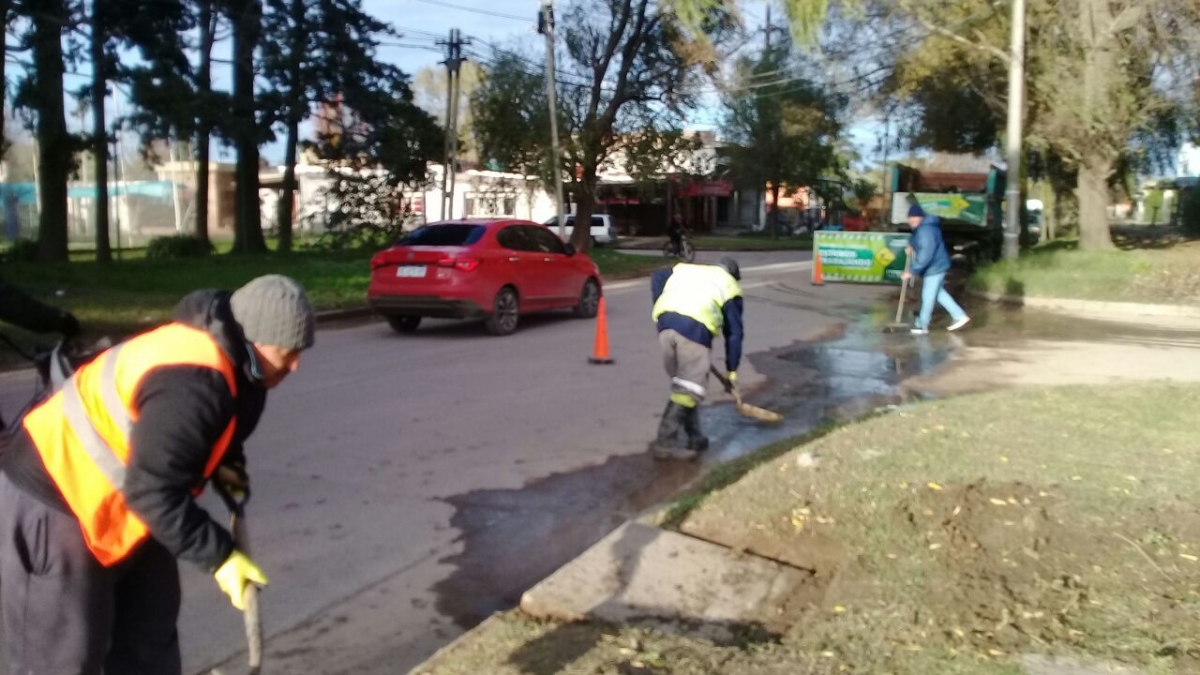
[666,212,688,257]
[903,204,969,334]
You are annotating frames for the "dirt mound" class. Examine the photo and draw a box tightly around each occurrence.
[894,479,1200,662]
[895,480,1085,650]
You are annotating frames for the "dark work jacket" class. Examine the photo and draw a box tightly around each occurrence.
[0,290,269,571]
[910,216,952,277]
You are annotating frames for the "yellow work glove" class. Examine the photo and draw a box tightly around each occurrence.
[214,550,268,611]
[727,371,738,384]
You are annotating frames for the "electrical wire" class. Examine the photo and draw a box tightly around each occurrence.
[406,0,532,23]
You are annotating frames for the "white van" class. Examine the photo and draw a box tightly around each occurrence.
[542,214,619,246]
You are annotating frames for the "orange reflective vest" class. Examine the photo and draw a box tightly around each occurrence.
[22,323,238,567]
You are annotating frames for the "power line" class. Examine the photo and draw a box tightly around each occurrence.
[465,38,608,91]
[378,41,443,52]
[391,25,448,40]
[408,0,532,23]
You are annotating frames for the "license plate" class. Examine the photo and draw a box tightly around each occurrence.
[396,265,427,278]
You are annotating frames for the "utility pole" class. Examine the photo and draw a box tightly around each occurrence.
[538,1,565,239]
[764,5,771,50]
[879,108,891,229]
[438,29,470,220]
[1003,0,1025,260]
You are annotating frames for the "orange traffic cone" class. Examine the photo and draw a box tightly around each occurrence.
[588,297,615,365]
[811,252,825,286]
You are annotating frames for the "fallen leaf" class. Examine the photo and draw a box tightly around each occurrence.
[821,651,835,658]
[988,649,1005,656]
[929,543,942,550]
[1071,476,1083,481]
[927,482,943,491]
[999,455,1009,463]
[833,605,847,613]
[952,505,962,516]
[989,498,1008,506]
[1125,475,1139,482]
[1180,554,1199,562]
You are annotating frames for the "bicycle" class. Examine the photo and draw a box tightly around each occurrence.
[661,234,696,262]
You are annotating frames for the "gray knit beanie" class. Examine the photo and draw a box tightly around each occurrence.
[230,275,316,350]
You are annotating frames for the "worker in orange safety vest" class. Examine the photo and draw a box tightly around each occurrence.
[0,274,315,674]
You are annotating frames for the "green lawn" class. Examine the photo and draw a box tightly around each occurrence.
[970,238,1200,305]
[420,383,1200,675]
[0,248,665,359]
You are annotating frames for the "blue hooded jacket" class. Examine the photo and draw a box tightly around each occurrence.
[910,215,952,277]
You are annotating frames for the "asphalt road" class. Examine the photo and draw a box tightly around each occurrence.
[0,250,891,674]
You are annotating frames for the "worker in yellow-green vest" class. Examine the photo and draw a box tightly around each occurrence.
[649,257,743,461]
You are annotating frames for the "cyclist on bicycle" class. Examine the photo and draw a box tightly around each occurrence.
[666,212,689,256]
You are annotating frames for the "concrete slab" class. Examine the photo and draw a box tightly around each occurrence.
[520,522,809,632]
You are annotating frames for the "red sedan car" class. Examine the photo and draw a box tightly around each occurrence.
[368,218,603,335]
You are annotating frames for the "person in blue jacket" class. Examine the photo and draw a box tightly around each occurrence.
[649,257,743,460]
[903,204,970,334]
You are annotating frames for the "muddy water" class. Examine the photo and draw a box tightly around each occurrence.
[704,322,954,463]
[430,311,960,629]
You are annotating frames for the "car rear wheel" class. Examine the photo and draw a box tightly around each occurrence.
[574,278,601,318]
[485,287,520,335]
[387,316,422,333]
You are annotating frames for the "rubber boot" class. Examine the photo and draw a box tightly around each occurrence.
[682,406,709,452]
[651,402,698,461]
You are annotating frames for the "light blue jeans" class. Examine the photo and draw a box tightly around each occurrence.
[916,272,967,329]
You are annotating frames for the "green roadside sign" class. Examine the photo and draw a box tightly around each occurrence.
[813,231,911,284]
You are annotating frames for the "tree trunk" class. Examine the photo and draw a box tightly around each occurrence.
[1076,152,1114,251]
[570,164,597,253]
[0,0,7,160]
[195,0,215,245]
[276,0,305,254]
[278,114,299,253]
[769,183,780,240]
[1076,0,1115,250]
[32,0,70,262]
[231,0,267,254]
[90,1,112,264]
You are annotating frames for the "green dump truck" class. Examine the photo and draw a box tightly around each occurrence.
[889,164,1006,264]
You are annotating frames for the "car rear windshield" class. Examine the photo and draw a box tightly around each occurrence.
[397,224,486,247]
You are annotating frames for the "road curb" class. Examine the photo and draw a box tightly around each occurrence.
[314,306,375,324]
[406,614,506,675]
[969,291,1200,320]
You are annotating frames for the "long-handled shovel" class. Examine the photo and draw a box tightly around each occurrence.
[883,254,913,333]
[212,475,262,675]
[710,366,783,423]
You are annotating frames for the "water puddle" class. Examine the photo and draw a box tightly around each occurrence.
[702,318,956,463]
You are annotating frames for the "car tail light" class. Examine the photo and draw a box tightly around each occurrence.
[370,252,386,270]
[437,257,480,272]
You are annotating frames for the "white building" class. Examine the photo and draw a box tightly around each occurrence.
[259,162,557,234]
